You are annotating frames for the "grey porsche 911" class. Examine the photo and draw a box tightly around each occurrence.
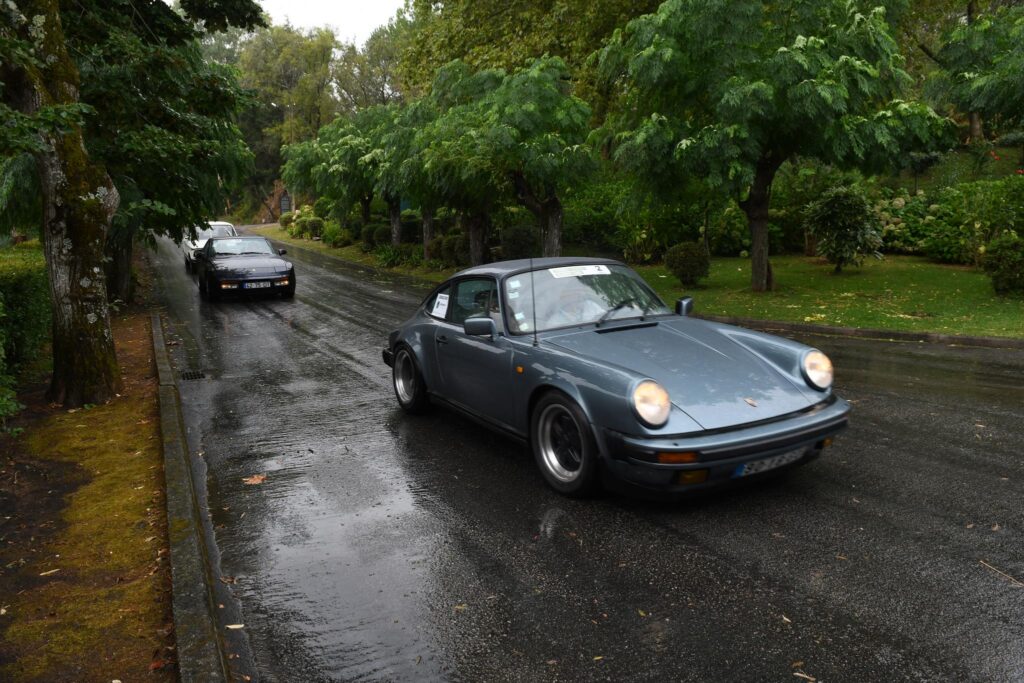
[383,257,850,496]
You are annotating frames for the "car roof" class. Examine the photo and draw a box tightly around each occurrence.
[208,235,265,240]
[452,256,624,279]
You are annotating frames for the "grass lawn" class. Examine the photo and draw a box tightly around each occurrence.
[252,225,1024,339]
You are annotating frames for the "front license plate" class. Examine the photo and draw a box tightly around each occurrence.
[732,448,806,478]
[244,281,271,289]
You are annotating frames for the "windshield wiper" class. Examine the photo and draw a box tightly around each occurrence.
[596,298,638,327]
[237,251,270,255]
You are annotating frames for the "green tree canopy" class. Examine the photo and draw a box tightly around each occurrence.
[598,0,951,291]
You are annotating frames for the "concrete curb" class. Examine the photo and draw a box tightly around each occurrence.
[695,314,1024,350]
[152,313,229,682]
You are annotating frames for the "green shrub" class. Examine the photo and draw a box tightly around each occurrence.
[500,224,541,260]
[664,242,710,287]
[441,232,469,267]
[361,224,376,248]
[374,244,403,268]
[806,186,883,273]
[321,222,342,247]
[399,244,424,268]
[313,197,334,219]
[426,236,444,261]
[304,216,324,239]
[279,211,295,228]
[983,232,1024,295]
[292,216,310,238]
[373,224,392,247]
[709,203,750,257]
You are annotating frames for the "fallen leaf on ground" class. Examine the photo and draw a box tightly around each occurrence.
[242,474,267,485]
[453,603,467,612]
[637,608,647,617]
[220,576,236,584]
[226,624,244,629]
[793,673,816,681]
[593,655,604,661]
[782,615,792,623]
[39,568,60,576]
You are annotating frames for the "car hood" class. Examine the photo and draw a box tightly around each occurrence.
[545,320,816,430]
[211,255,290,276]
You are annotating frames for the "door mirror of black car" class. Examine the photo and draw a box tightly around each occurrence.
[675,296,694,316]
[463,317,497,339]
[193,251,205,260]
[278,248,287,255]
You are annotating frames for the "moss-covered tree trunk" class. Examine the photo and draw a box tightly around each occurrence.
[10,0,122,406]
[422,207,435,260]
[387,196,401,246]
[739,155,784,293]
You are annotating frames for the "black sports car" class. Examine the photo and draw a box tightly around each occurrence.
[193,236,296,300]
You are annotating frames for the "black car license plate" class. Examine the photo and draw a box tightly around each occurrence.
[244,281,272,289]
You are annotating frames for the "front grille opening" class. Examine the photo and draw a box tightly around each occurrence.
[180,370,206,381]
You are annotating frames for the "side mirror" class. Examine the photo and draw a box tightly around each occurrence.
[278,248,288,255]
[463,317,497,339]
[675,296,694,316]
[193,251,205,261]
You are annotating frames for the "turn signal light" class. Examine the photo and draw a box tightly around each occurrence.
[677,469,709,485]
[658,451,699,464]
[822,437,834,448]
[220,283,239,289]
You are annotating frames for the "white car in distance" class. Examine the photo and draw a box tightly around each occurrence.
[183,221,238,271]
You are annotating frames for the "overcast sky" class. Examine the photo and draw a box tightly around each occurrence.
[255,0,405,46]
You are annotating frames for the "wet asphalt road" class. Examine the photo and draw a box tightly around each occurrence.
[149,236,1024,682]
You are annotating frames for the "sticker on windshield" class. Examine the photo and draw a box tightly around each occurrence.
[548,265,611,279]
[509,279,522,289]
[431,293,450,318]
[514,312,526,320]
[508,291,520,300]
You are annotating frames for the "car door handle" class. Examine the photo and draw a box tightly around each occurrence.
[436,335,449,345]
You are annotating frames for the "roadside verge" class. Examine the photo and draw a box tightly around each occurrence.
[252,227,1024,351]
[151,313,228,682]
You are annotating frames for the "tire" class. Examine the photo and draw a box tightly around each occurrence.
[281,286,295,299]
[392,346,429,414]
[198,274,208,299]
[184,258,191,273]
[530,391,601,496]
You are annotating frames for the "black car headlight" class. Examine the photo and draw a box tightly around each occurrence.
[632,380,671,427]
[802,350,833,390]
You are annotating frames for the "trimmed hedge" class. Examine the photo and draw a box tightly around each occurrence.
[984,232,1024,295]
[665,242,710,287]
[1,241,50,422]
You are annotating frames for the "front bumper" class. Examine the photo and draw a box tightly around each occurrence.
[212,274,294,292]
[599,397,850,492]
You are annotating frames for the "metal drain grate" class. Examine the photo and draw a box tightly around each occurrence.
[180,370,206,381]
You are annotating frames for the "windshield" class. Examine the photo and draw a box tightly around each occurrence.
[193,224,235,241]
[503,264,670,334]
[209,238,276,256]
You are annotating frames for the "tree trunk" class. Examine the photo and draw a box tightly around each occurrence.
[104,226,134,304]
[422,207,435,260]
[511,171,562,257]
[388,196,401,246]
[465,212,489,266]
[739,155,784,292]
[968,111,985,143]
[10,0,122,406]
[540,198,563,258]
[360,195,372,226]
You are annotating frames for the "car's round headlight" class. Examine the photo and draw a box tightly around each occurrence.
[802,350,833,390]
[632,380,671,427]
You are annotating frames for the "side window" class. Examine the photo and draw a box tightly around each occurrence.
[423,285,451,320]
[450,279,495,325]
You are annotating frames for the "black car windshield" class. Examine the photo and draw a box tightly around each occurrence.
[209,238,276,256]
[504,264,670,333]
